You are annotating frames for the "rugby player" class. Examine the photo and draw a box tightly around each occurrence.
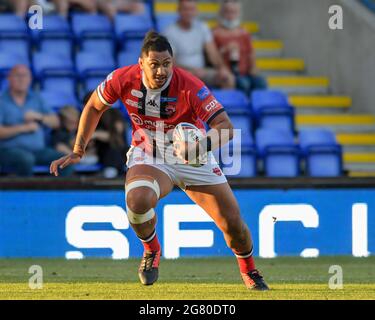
[50,31,269,291]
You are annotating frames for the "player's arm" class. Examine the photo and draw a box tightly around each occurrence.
[49,91,110,176]
[204,111,234,152]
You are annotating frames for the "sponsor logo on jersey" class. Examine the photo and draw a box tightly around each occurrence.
[205,99,219,112]
[165,105,176,117]
[129,113,175,130]
[126,99,141,108]
[131,89,144,98]
[161,97,178,103]
[147,99,158,108]
[130,113,143,125]
[212,167,222,176]
[197,86,210,101]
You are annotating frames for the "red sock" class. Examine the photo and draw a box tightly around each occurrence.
[140,230,160,252]
[234,248,256,274]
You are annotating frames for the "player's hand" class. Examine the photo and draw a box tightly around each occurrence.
[50,153,81,177]
[173,141,199,164]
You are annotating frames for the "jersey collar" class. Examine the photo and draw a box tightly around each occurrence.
[141,71,173,92]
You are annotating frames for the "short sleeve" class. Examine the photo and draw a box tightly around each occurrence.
[202,22,213,44]
[96,69,121,106]
[188,76,225,124]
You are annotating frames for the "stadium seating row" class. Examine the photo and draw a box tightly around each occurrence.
[214,128,343,178]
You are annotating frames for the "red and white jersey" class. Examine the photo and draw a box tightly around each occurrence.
[96,65,224,154]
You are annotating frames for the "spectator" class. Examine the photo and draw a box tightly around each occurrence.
[213,0,267,95]
[51,105,99,166]
[97,0,145,20]
[0,65,73,176]
[164,0,235,89]
[95,108,129,178]
[7,0,97,18]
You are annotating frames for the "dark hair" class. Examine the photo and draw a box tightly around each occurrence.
[141,31,173,57]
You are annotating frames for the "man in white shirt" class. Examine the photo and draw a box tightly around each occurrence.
[164,0,235,89]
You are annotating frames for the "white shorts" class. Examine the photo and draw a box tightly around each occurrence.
[126,145,227,190]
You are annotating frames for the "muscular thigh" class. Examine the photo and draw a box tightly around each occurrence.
[126,164,174,199]
[185,182,241,224]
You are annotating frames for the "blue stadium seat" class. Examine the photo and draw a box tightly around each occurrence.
[0,39,30,60]
[81,39,115,57]
[230,115,253,149]
[31,15,72,41]
[115,14,153,47]
[251,90,295,132]
[0,14,28,39]
[0,77,8,92]
[75,52,116,78]
[82,77,102,93]
[41,77,76,97]
[39,39,73,59]
[156,13,178,33]
[118,50,139,67]
[33,52,74,78]
[40,90,79,111]
[256,128,300,177]
[0,52,30,77]
[123,39,143,52]
[214,142,257,178]
[71,14,113,42]
[299,129,343,177]
[212,89,251,114]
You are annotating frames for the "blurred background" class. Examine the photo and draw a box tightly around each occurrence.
[0,1,374,260]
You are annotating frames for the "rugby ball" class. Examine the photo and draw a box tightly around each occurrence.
[173,122,207,166]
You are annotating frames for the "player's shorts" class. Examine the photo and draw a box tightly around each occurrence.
[126,145,227,190]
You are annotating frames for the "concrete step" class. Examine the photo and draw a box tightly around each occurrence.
[348,170,375,177]
[206,20,260,34]
[289,95,351,110]
[256,58,305,72]
[156,2,219,15]
[336,133,375,146]
[296,114,375,127]
[253,39,283,57]
[344,152,375,163]
[267,76,330,94]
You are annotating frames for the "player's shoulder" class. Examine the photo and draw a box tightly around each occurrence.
[107,64,141,89]
[173,67,211,101]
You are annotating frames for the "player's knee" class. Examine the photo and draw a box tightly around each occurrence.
[126,188,156,214]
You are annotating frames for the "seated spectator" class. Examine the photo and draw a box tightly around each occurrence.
[0,65,73,176]
[164,0,235,89]
[213,0,267,95]
[51,105,99,166]
[95,108,129,178]
[98,0,145,20]
[7,0,97,18]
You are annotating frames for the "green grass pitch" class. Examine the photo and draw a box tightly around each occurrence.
[0,257,374,300]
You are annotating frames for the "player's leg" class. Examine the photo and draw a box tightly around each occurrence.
[125,164,174,285]
[185,182,269,290]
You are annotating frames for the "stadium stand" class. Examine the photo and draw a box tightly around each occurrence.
[299,129,343,177]
[256,128,300,177]
[251,90,295,133]
[4,0,369,178]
